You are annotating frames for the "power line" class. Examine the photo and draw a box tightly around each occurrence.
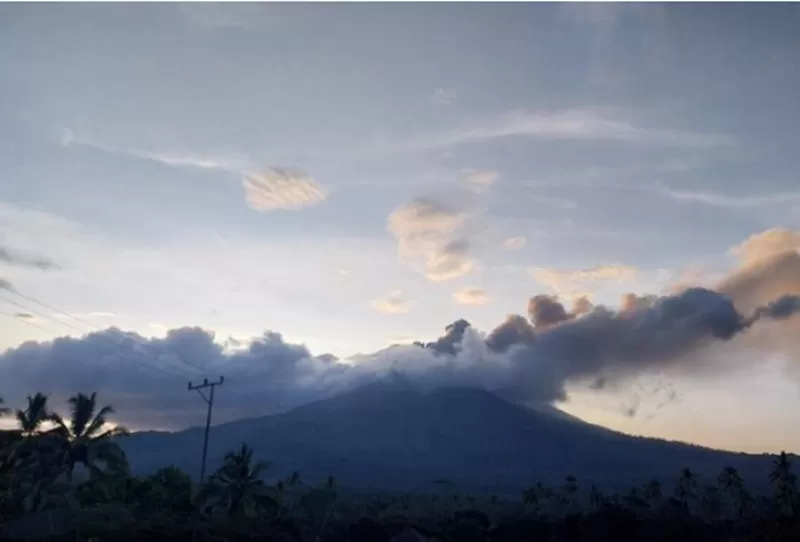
[0,310,64,336]
[0,296,191,382]
[4,290,211,375]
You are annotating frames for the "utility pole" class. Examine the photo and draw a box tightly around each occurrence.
[188,376,224,485]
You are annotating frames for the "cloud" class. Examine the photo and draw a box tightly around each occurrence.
[503,236,527,250]
[1,287,798,429]
[0,327,360,429]
[432,88,458,105]
[14,312,37,322]
[463,169,499,193]
[425,239,475,281]
[383,109,733,156]
[718,237,800,313]
[453,288,490,306]
[62,132,326,212]
[728,228,800,266]
[656,184,800,209]
[388,198,475,281]
[527,294,593,328]
[0,246,59,271]
[0,278,15,292]
[242,168,327,211]
[371,291,412,315]
[531,264,638,297]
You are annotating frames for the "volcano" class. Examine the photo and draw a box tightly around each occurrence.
[120,378,774,494]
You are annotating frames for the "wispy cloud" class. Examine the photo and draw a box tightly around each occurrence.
[463,169,499,193]
[531,264,639,297]
[503,236,528,250]
[61,131,326,212]
[0,246,59,271]
[371,290,412,314]
[656,182,800,209]
[453,287,490,306]
[432,88,458,105]
[375,109,734,156]
[14,312,37,322]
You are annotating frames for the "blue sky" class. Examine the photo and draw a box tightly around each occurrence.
[2,3,800,452]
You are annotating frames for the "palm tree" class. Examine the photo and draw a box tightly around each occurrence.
[675,468,697,516]
[769,451,797,518]
[48,392,129,483]
[204,442,276,517]
[16,393,51,437]
[588,485,604,512]
[700,485,722,520]
[718,466,751,519]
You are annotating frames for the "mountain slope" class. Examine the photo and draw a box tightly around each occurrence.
[120,381,774,494]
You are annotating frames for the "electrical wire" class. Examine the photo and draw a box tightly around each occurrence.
[1,291,208,376]
[0,297,192,383]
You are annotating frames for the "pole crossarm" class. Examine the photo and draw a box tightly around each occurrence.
[188,376,224,486]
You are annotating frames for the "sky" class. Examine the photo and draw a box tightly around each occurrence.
[1,3,800,454]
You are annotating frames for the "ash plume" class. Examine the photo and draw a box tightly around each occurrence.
[1,229,798,430]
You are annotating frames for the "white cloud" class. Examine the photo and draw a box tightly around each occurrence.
[432,88,458,105]
[503,236,527,250]
[242,168,327,211]
[531,264,639,297]
[425,239,475,282]
[729,228,800,265]
[453,288,490,306]
[371,291,412,314]
[463,169,499,193]
[388,198,475,282]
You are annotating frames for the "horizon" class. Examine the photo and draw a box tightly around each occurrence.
[2,3,800,456]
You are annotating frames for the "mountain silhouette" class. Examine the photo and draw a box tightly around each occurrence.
[120,380,774,494]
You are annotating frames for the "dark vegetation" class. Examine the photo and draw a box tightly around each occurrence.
[2,392,800,541]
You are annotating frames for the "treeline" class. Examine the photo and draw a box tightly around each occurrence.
[2,392,800,541]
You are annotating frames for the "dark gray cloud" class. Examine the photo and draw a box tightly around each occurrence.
[528,295,571,327]
[423,319,471,356]
[0,278,15,292]
[0,327,360,430]
[0,247,59,271]
[485,315,536,353]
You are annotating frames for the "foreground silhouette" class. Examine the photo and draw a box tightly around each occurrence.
[2,392,800,541]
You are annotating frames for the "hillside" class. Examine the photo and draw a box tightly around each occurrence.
[120,379,775,494]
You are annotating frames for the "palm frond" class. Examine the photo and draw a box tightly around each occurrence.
[68,393,96,438]
[84,405,115,438]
